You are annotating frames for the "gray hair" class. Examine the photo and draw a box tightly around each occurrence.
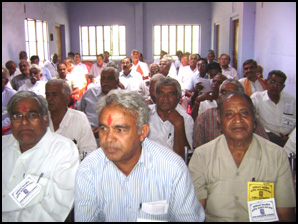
[149,63,160,70]
[100,66,119,81]
[46,79,71,96]
[96,89,149,133]
[7,91,49,121]
[150,73,165,83]
[160,58,171,67]
[155,76,182,100]
[106,61,120,71]
[219,79,245,93]
[217,91,256,122]
[29,64,42,74]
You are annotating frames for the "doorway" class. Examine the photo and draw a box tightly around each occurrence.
[55,26,62,63]
[232,18,239,70]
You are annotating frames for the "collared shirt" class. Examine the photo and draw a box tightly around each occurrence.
[44,61,58,78]
[193,107,269,148]
[138,78,151,101]
[74,62,88,75]
[2,86,17,128]
[90,62,107,78]
[177,65,198,91]
[189,134,296,222]
[18,80,46,98]
[119,70,143,91]
[251,90,296,135]
[131,61,150,78]
[53,74,73,90]
[41,67,52,82]
[198,99,218,115]
[10,74,30,91]
[74,138,205,222]
[49,108,97,160]
[221,65,239,80]
[239,77,265,94]
[76,86,106,128]
[186,72,211,92]
[148,104,194,150]
[2,128,80,222]
[69,66,87,89]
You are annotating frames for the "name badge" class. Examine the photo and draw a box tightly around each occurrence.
[9,175,41,208]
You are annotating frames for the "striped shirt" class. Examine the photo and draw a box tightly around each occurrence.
[74,138,205,222]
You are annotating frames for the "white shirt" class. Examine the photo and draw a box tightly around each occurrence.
[75,62,88,75]
[131,61,149,79]
[2,128,80,222]
[148,104,194,150]
[239,78,265,94]
[49,108,97,160]
[177,65,198,91]
[18,80,46,98]
[186,72,211,93]
[90,62,107,78]
[44,61,58,78]
[119,70,143,91]
[174,59,181,70]
[221,65,239,80]
[198,99,218,115]
[251,90,296,136]
[138,78,151,101]
[2,86,17,128]
[69,66,87,89]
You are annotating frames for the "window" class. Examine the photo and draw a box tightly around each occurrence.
[153,25,200,59]
[80,25,126,61]
[24,18,49,62]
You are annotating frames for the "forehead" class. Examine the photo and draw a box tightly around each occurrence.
[157,84,176,92]
[221,55,229,59]
[19,61,28,66]
[99,105,137,124]
[151,64,159,69]
[244,63,256,68]
[222,95,251,110]
[221,83,239,92]
[46,83,63,92]
[58,64,66,69]
[13,98,40,112]
[122,58,131,62]
[101,70,115,78]
[197,60,206,64]
[269,74,284,81]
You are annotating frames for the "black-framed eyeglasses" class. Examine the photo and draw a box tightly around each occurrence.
[10,112,41,123]
[150,69,160,73]
[269,79,283,87]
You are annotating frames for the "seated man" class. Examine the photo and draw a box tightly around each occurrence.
[131,49,150,79]
[30,55,52,82]
[189,91,296,222]
[148,76,193,159]
[44,53,59,78]
[119,57,143,91]
[19,64,46,98]
[219,53,239,80]
[74,89,205,222]
[10,60,30,91]
[45,79,97,160]
[2,91,80,221]
[238,59,266,96]
[193,79,269,148]
[251,70,296,147]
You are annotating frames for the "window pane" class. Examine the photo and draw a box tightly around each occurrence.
[119,26,126,55]
[81,26,89,55]
[112,25,119,55]
[185,25,192,53]
[161,25,168,53]
[154,26,161,55]
[177,26,184,52]
[96,26,103,55]
[89,26,96,55]
[43,22,48,61]
[104,26,110,53]
[24,20,28,42]
[36,21,44,61]
[169,25,176,56]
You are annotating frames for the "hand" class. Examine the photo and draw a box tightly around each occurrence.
[194,82,204,92]
[164,109,184,127]
[194,90,214,104]
[279,133,289,141]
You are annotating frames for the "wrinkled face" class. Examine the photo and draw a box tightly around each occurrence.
[121,58,132,72]
[29,68,41,84]
[46,84,69,112]
[159,61,170,76]
[219,95,255,143]
[131,51,140,61]
[156,84,179,112]
[219,55,230,67]
[149,64,160,77]
[189,55,198,67]
[98,105,148,166]
[11,98,48,152]
[100,70,118,94]
[97,56,104,67]
[197,60,207,75]
[19,61,29,75]
[266,74,285,97]
[211,75,226,93]
[243,63,257,80]
[57,64,67,78]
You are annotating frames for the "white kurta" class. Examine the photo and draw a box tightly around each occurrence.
[2,128,80,222]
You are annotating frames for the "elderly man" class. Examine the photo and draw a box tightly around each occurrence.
[76,67,120,138]
[2,91,80,221]
[189,91,296,222]
[90,54,107,80]
[19,64,46,98]
[148,76,193,159]
[119,57,143,91]
[177,54,199,91]
[131,49,150,79]
[251,70,296,147]
[44,53,59,78]
[219,53,239,80]
[10,60,30,91]
[74,53,88,75]
[30,55,52,82]
[46,79,97,160]
[193,79,269,148]
[239,59,266,96]
[74,89,205,222]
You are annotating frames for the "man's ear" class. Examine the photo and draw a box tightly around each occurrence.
[139,123,150,142]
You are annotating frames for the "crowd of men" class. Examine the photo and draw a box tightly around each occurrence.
[2,48,296,222]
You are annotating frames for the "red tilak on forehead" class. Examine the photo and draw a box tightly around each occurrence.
[107,114,112,126]
[22,105,27,112]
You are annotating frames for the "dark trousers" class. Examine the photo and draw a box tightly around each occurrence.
[267,132,288,147]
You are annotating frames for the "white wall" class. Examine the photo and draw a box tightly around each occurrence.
[254,2,296,97]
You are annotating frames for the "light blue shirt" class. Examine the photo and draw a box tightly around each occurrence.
[74,138,205,222]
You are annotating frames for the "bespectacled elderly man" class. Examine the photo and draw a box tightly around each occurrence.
[189,91,295,222]
[2,91,80,222]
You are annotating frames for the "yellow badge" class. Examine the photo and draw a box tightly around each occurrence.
[247,182,274,201]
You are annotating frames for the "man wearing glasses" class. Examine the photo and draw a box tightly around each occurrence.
[119,57,143,91]
[2,91,80,221]
[251,70,296,147]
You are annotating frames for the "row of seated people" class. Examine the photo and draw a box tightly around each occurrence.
[2,49,296,221]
